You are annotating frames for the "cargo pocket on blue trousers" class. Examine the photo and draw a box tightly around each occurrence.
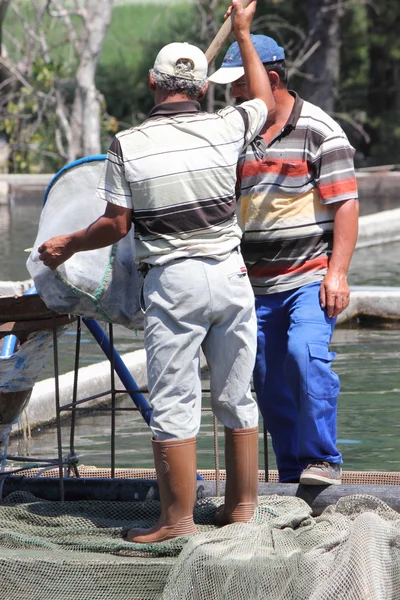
[307,342,340,400]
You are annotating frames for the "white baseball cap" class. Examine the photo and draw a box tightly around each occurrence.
[153,42,208,82]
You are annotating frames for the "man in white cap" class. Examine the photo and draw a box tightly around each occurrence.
[38,1,275,543]
[209,34,359,487]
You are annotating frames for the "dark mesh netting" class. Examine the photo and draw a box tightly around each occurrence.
[0,491,216,600]
[1,492,400,599]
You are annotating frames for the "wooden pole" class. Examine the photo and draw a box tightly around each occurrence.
[205,0,252,65]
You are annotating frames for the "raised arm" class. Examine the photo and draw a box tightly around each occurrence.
[230,0,275,113]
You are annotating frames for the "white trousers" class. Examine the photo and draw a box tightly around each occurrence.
[142,249,259,440]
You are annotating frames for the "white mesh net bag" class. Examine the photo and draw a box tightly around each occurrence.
[26,156,143,329]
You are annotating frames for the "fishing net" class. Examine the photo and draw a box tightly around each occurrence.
[164,494,400,600]
[1,492,400,600]
[26,157,143,329]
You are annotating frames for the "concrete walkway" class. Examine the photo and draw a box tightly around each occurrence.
[2,170,400,214]
[357,207,400,247]
[338,286,400,324]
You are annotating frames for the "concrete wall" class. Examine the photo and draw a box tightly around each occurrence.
[337,287,400,325]
[9,280,398,433]
[12,349,209,434]
[19,348,148,432]
[357,207,400,247]
[357,172,400,216]
[0,174,53,204]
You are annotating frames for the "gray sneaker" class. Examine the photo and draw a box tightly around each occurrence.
[300,461,342,485]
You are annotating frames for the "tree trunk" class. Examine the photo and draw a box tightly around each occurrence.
[70,0,113,160]
[0,0,10,54]
[301,0,342,112]
[394,60,400,120]
[0,0,11,79]
[201,0,218,114]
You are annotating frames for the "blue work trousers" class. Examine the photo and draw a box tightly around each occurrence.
[253,281,342,483]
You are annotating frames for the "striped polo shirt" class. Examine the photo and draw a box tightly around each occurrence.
[237,92,358,294]
[96,99,267,264]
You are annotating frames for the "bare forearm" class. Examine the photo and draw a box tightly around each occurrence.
[38,202,132,270]
[328,199,359,276]
[232,0,275,112]
[320,198,359,318]
[68,215,129,253]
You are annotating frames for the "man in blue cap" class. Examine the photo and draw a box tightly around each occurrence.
[209,35,359,485]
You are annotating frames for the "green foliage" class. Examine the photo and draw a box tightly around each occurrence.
[3,0,400,170]
[0,57,66,173]
[96,2,199,131]
[362,0,400,165]
[96,0,295,131]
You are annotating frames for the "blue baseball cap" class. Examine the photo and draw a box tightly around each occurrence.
[208,34,285,84]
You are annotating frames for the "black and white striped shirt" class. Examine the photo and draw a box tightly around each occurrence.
[96,99,267,264]
[238,93,358,294]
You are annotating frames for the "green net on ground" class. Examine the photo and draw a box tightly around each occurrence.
[1,492,400,600]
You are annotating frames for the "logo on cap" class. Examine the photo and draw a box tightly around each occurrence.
[173,58,195,78]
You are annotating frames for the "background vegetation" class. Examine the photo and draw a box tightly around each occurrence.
[1,0,399,172]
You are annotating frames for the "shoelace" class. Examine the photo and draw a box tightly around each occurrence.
[307,461,331,470]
